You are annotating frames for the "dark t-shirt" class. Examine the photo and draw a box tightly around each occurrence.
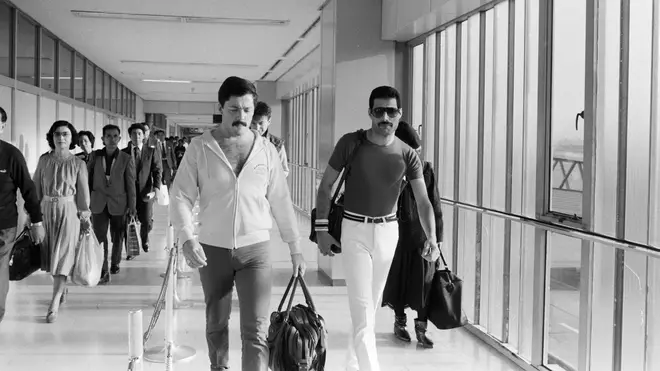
[328,131,423,217]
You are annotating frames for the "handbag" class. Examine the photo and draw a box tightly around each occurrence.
[268,275,327,371]
[71,228,104,287]
[9,227,41,281]
[309,130,366,253]
[426,249,468,330]
[126,216,142,257]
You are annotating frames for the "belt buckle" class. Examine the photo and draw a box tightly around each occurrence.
[51,197,59,203]
[373,217,385,224]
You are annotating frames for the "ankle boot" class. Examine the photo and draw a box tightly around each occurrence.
[394,315,411,342]
[415,319,434,348]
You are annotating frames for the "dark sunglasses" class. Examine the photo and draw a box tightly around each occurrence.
[371,107,400,118]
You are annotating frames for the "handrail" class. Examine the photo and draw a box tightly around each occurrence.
[440,198,660,259]
[287,163,320,171]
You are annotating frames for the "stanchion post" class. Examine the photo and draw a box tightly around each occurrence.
[128,309,144,371]
[144,224,196,365]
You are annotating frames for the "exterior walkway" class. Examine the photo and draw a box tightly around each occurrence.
[0,204,522,371]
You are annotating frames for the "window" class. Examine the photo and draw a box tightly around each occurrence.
[58,43,73,97]
[17,14,36,86]
[40,33,56,92]
[549,0,586,218]
[0,3,11,78]
[104,72,110,110]
[112,79,118,113]
[85,61,94,105]
[95,67,102,107]
[73,54,84,102]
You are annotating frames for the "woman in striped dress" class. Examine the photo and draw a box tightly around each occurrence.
[33,121,91,323]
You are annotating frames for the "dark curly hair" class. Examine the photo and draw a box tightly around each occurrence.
[78,130,95,148]
[46,120,78,150]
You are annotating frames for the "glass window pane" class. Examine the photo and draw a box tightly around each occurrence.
[95,67,102,107]
[0,3,11,78]
[85,61,94,105]
[545,233,581,370]
[112,79,118,113]
[104,72,110,110]
[40,33,56,92]
[17,14,36,86]
[550,0,586,218]
[59,43,73,97]
[412,44,424,143]
[74,54,84,102]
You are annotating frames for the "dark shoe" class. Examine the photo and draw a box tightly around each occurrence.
[415,319,434,348]
[110,265,120,274]
[143,243,149,253]
[126,255,135,261]
[99,271,111,284]
[394,315,411,342]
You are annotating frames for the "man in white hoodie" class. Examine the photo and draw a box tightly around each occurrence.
[169,76,306,371]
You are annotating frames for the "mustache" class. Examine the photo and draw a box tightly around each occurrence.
[378,121,393,126]
[232,121,248,127]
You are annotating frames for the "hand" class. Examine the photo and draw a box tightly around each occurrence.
[421,240,440,262]
[182,238,207,269]
[291,253,306,277]
[317,231,340,257]
[29,224,45,244]
[128,208,137,218]
[80,216,91,232]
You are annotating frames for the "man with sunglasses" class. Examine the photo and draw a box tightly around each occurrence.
[314,86,440,371]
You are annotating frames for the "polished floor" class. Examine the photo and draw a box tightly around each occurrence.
[0,205,522,371]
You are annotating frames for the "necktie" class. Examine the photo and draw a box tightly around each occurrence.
[134,147,142,169]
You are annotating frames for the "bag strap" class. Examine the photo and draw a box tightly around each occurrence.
[437,246,450,271]
[296,275,316,312]
[277,275,298,312]
[330,130,367,204]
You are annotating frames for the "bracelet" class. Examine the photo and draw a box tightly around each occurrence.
[314,226,329,232]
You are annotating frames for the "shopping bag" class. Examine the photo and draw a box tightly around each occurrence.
[8,227,41,281]
[156,184,169,206]
[268,275,327,371]
[71,229,103,287]
[426,250,468,330]
[126,216,142,257]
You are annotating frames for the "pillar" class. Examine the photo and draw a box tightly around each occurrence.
[316,0,406,285]
[255,80,283,137]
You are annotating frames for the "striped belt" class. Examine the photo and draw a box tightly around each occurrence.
[343,210,397,224]
[42,195,75,203]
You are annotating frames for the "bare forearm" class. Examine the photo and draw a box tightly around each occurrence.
[418,201,437,242]
[315,187,332,218]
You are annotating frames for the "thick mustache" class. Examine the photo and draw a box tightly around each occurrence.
[378,121,393,126]
[232,121,247,127]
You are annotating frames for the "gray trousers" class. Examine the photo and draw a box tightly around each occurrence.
[199,241,272,371]
[0,227,17,323]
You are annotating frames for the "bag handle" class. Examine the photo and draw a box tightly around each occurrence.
[437,245,450,271]
[276,275,317,313]
[330,130,366,204]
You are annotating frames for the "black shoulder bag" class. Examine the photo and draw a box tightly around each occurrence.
[309,130,366,254]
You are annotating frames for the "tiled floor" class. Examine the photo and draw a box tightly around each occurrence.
[0,205,522,371]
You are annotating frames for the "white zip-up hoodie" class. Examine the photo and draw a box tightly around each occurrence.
[169,130,300,253]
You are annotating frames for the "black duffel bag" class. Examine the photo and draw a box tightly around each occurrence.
[268,275,327,371]
[427,249,468,330]
[9,226,41,281]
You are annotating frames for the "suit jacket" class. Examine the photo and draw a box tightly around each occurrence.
[159,140,177,170]
[123,142,162,199]
[88,148,137,216]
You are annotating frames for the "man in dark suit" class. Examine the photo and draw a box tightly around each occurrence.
[123,123,162,254]
[155,129,176,187]
[88,124,136,283]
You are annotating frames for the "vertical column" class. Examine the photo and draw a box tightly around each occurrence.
[316,0,403,284]
[254,81,283,137]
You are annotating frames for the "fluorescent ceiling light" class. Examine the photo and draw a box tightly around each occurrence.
[121,60,258,68]
[41,76,83,80]
[142,79,191,84]
[71,10,289,26]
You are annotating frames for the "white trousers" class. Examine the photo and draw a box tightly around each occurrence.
[341,217,399,371]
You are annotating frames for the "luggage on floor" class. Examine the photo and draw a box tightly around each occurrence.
[268,275,328,371]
